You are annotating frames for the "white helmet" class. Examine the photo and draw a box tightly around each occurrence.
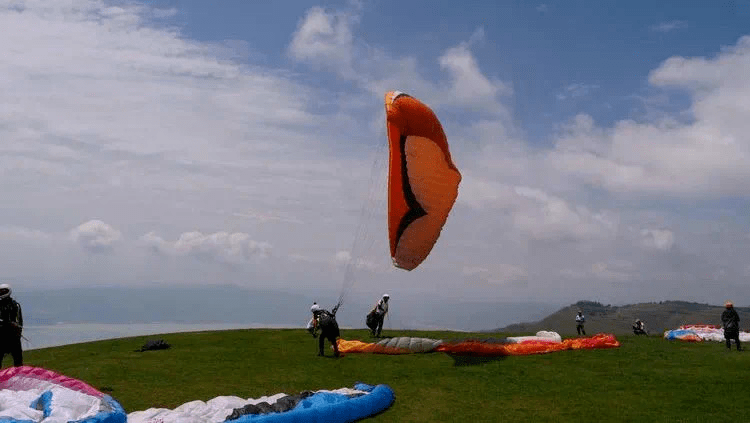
[383,294,390,299]
[0,284,11,300]
[311,304,322,313]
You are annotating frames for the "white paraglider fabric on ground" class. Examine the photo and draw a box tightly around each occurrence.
[0,386,103,422]
[506,331,562,344]
[127,388,368,423]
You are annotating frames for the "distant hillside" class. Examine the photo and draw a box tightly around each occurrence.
[498,300,749,335]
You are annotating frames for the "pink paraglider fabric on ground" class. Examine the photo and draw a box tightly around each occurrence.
[0,366,126,422]
[0,366,104,396]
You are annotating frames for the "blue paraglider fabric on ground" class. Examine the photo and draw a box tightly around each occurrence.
[228,383,394,423]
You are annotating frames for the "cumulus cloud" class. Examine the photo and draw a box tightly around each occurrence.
[0,0,331,210]
[288,6,511,117]
[640,228,675,251]
[650,20,687,33]
[462,264,528,285]
[589,261,633,282]
[549,37,750,198]
[2,1,749,307]
[0,226,50,241]
[288,6,357,76]
[334,250,382,272]
[438,41,512,114]
[556,83,600,101]
[70,220,122,252]
[142,231,271,263]
[512,187,617,242]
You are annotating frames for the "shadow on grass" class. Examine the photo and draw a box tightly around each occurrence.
[447,354,507,366]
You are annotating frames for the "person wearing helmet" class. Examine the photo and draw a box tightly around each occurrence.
[369,294,389,338]
[310,303,340,357]
[306,302,319,336]
[0,284,23,367]
[721,301,742,351]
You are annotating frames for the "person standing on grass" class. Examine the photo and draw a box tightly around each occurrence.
[0,284,23,367]
[311,303,341,358]
[575,310,586,336]
[721,301,742,351]
[368,294,389,338]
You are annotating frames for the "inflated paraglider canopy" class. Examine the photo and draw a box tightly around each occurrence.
[385,91,461,271]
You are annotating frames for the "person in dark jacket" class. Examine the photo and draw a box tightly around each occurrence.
[311,303,340,357]
[721,301,742,351]
[632,319,648,335]
[0,284,23,367]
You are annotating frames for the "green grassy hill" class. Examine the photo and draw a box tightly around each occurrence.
[499,300,747,335]
[15,328,750,422]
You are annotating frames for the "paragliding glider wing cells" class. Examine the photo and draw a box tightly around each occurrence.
[385,91,461,271]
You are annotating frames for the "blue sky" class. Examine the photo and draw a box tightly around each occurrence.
[151,0,750,140]
[2,0,750,328]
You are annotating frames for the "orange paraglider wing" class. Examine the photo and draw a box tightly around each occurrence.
[385,91,461,271]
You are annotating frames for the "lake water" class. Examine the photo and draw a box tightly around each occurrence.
[23,323,298,350]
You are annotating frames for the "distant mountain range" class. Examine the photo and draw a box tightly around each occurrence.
[498,300,748,335]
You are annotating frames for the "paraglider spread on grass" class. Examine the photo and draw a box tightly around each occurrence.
[337,332,620,357]
[664,324,750,342]
[0,366,394,423]
[0,366,126,423]
[128,382,394,423]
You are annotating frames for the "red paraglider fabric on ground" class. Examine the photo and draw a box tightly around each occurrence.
[337,334,620,357]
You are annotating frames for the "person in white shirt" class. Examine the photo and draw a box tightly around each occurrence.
[368,294,389,337]
[575,310,586,336]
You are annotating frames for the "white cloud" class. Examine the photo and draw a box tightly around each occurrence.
[438,42,512,114]
[334,250,383,273]
[0,226,51,241]
[288,6,356,76]
[288,6,511,118]
[1,1,749,309]
[640,228,675,251]
[549,37,750,197]
[70,220,122,252]
[0,0,327,189]
[650,20,687,33]
[334,250,351,264]
[142,231,271,263]
[512,186,617,242]
[0,0,369,256]
[556,83,600,101]
[590,261,633,281]
[462,264,528,285]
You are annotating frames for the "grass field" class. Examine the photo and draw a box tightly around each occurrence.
[16,329,750,422]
